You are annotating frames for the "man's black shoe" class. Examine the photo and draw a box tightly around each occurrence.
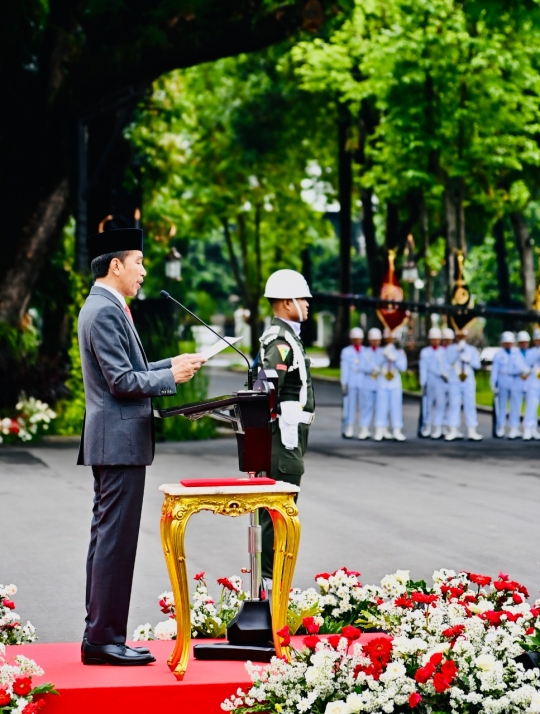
[82,637,151,656]
[81,641,156,666]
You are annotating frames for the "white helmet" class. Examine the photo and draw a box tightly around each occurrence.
[441,328,455,340]
[500,331,515,344]
[350,327,364,339]
[517,330,530,343]
[533,328,540,340]
[264,270,312,299]
[428,327,442,340]
[368,327,382,340]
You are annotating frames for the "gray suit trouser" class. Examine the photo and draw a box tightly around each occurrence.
[84,465,145,645]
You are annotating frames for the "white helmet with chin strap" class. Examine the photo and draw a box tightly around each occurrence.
[264,269,312,322]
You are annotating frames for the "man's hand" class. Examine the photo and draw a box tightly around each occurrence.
[170,354,206,384]
[341,384,348,396]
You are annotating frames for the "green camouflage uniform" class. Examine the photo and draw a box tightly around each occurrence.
[258,316,315,580]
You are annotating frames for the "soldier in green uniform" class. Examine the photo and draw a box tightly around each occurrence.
[258,269,315,591]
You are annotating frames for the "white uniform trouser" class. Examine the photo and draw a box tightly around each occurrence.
[447,379,478,428]
[494,381,512,431]
[509,385,526,428]
[375,388,403,429]
[426,377,446,427]
[360,387,378,427]
[523,383,540,428]
[345,385,362,427]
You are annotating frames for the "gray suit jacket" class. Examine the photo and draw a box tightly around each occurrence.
[77,285,177,466]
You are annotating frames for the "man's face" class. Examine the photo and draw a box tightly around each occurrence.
[351,338,362,347]
[369,339,381,349]
[502,341,513,350]
[441,339,451,347]
[518,341,529,350]
[285,298,309,322]
[113,251,146,298]
[535,339,540,347]
[430,339,441,348]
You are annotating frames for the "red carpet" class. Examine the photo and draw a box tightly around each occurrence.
[6,634,386,714]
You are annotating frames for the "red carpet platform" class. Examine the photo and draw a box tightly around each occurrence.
[7,634,384,714]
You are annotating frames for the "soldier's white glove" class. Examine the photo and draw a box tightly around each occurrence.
[458,340,466,351]
[278,401,302,450]
[387,352,397,362]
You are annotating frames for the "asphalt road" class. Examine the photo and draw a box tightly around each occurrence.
[2,368,540,643]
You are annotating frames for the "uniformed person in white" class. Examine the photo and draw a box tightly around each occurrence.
[523,328,540,440]
[441,327,455,435]
[507,331,531,439]
[358,327,383,440]
[419,327,448,439]
[340,327,364,439]
[445,328,483,441]
[373,328,407,441]
[491,331,527,438]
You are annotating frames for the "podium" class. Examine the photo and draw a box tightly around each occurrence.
[156,370,301,680]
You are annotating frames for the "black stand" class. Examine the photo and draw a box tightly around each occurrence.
[193,600,275,662]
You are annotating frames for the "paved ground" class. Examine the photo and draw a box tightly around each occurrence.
[2,368,540,643]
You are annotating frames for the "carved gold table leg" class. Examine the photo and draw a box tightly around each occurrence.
[268,496,301,660]
[160,496,195,681]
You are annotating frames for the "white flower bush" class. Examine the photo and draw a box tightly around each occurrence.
[222,568,540,714]
[0,644,57,713]
[0,394,56,444]
[0,586,36,647]
[133,573,247,641]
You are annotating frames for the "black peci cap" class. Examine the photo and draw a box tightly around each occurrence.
[86,228,143,262]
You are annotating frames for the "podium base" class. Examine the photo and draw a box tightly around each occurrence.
[193,642,275,662]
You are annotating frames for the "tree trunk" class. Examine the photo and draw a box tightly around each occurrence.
[493,219,512,309]
[444,183,458,301]
[510,211,535,309]
[0,179,70,326]
[362,188,383,294]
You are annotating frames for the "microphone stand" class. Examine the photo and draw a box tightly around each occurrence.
[160,290,253,389]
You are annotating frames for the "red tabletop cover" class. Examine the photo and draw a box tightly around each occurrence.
[180,478,277,487]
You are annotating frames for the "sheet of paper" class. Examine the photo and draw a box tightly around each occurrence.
[200,336,242,361]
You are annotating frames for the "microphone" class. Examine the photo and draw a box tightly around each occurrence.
[160,290,254,390]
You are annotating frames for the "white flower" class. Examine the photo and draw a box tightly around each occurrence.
[324,701,350,714]
[383,660,406,679]
[394,570,410,585]
[529,690,540,713]
[154,619,177,640]
[133,623,154,641]
[475,653,497,672]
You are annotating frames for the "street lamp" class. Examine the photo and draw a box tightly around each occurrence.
[165,246,182,281]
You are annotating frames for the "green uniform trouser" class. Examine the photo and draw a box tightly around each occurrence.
[260,421,309,581]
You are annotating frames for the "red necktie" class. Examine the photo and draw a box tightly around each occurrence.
[124,305,134,323]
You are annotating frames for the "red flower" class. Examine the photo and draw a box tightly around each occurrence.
[414,664,434,684]
[526,626,535,635]
[0,689,11,706]
[277,626,291,647]
[433,671,451,693]
[23,701,45,714]
[355,661,384,680]
[159,599,171,614]
[411,592,438,605]
[442,625,465,640]
[513,593,523,604]
[467,573,492,587]
[341,625,361,642]
[2,599,15,610]
[394,596,414,609]
[530,608,540,618]
[363,637,393,667]
[429,652,444,667]
[13,677,32,697]
[498,571,509,581]
[314,572,330,581]
[9,419,20,434]
[194,572,205,581]
[303,635,320,649]
[217,577,235,591]
[409,692,422,708]
[327,635,342,649]
[441,659,458,681]
[302,617,320,635]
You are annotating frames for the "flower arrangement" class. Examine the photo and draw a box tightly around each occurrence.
[0,395,56,444]
[0,586,36,646]
[222,568,540,714]
[133,572,247,641]
[0,644,57,713]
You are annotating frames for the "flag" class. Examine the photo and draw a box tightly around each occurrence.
[450,251,475,332]
[376,250,408,332]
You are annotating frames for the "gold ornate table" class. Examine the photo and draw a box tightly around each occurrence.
[159,481,301,680]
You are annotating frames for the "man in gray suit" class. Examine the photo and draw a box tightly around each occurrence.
[78,228,204,666]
